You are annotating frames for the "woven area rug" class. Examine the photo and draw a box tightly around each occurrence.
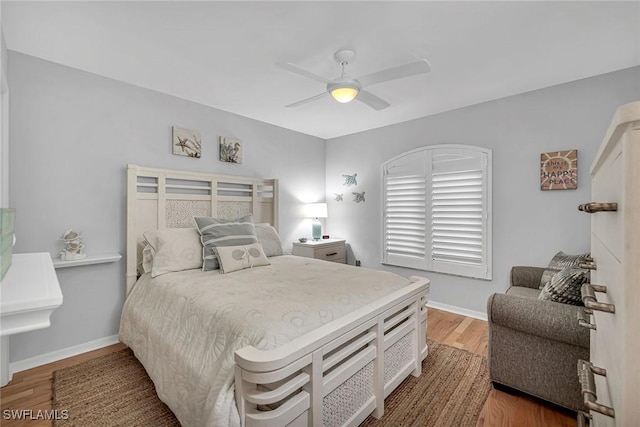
[361,341,490,427]
[53,340,489,427]
[52,349,179,427]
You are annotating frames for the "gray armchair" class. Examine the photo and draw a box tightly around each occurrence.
[487,266,589,411]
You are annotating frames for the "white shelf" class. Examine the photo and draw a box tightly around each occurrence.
[53,253,122,269]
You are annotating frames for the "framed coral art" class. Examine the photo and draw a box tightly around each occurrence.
[540,150,577,190]
[172,126,202,158]
[220,137,243,164]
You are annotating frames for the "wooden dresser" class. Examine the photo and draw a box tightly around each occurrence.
[577,101,640,427]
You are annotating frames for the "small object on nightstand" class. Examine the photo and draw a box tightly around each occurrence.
[322,235,330,239]
[298,237,308,243]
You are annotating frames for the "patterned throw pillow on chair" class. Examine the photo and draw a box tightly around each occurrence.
[539,251,590,290]
[538,266,589,305]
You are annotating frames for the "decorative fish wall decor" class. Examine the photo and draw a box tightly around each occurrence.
[353,192,365,203]
[342,173,358,186]
[334,193,343,202]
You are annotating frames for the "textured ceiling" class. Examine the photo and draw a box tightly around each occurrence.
[3,1,639,139]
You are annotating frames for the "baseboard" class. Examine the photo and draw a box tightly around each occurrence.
[9,334,120,374]
[427,300,487,321]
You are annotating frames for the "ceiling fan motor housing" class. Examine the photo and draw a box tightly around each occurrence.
[327,77,361,93]
[334,49,357,65]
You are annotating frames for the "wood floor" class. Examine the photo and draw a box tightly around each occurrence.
[0,308,576,426]
[426,309,576,427]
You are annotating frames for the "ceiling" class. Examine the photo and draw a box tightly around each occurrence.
[2,1,639,139]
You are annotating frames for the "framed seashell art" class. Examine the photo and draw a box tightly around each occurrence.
[172,126,202,158]
[220,137,243,164]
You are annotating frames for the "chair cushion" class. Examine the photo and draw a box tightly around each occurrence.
[505,286,541,299]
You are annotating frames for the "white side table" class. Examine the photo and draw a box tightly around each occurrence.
[0,253,63,386]
[292,238,346,264]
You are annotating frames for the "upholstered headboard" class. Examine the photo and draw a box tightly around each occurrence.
[126,164,279,293]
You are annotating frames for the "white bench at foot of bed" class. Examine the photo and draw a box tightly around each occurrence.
[235,276,430,427]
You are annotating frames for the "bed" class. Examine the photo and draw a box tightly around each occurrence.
[120,164,430,427]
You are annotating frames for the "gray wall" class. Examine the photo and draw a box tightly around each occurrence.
[8,52,326,362]
[325,66,640,315]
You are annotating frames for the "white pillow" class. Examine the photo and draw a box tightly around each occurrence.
[255,224,284,257]
[141,243,153,274]
[143,228,203,277]
[215,242,270,274]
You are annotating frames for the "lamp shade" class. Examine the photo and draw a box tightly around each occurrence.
[327,79,360,104]
[304,202,328,219]
[330,87,359,103]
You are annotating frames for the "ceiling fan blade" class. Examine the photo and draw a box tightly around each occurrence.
[276,62,332,84]
[356,90,390,111]
[285,92,329,108]
[357,59,431,88]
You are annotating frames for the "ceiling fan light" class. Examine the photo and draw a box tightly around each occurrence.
[330,87,359,103]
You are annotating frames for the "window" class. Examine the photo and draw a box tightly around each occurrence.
[382,145,492,279]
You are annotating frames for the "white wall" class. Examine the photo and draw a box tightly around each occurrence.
[8,52,326,362]
[325,66,640,316]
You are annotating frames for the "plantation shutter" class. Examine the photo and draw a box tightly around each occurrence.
[382,151,428,270]
[431,170,483,264]
[382,145,492,280]
[430,149,489,278]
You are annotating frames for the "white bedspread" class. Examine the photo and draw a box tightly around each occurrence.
[119,255,409,427]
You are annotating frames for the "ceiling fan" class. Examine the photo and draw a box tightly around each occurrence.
[277,49,431,111]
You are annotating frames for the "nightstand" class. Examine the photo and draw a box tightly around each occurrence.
[292,239,346,264]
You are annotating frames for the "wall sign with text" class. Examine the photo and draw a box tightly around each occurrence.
[540,150,577,190]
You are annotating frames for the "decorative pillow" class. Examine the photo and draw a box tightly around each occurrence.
[141,243,153,273]
[215,242,270,274]
[539,251,590,290]
[194,214,258,271]
[538,267,589,305]
[143,228,203,277]
[255,223,284,257]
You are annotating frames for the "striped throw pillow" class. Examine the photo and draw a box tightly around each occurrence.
[194,215,258,271]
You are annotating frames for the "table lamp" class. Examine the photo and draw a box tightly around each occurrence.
[304,203,328,241]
